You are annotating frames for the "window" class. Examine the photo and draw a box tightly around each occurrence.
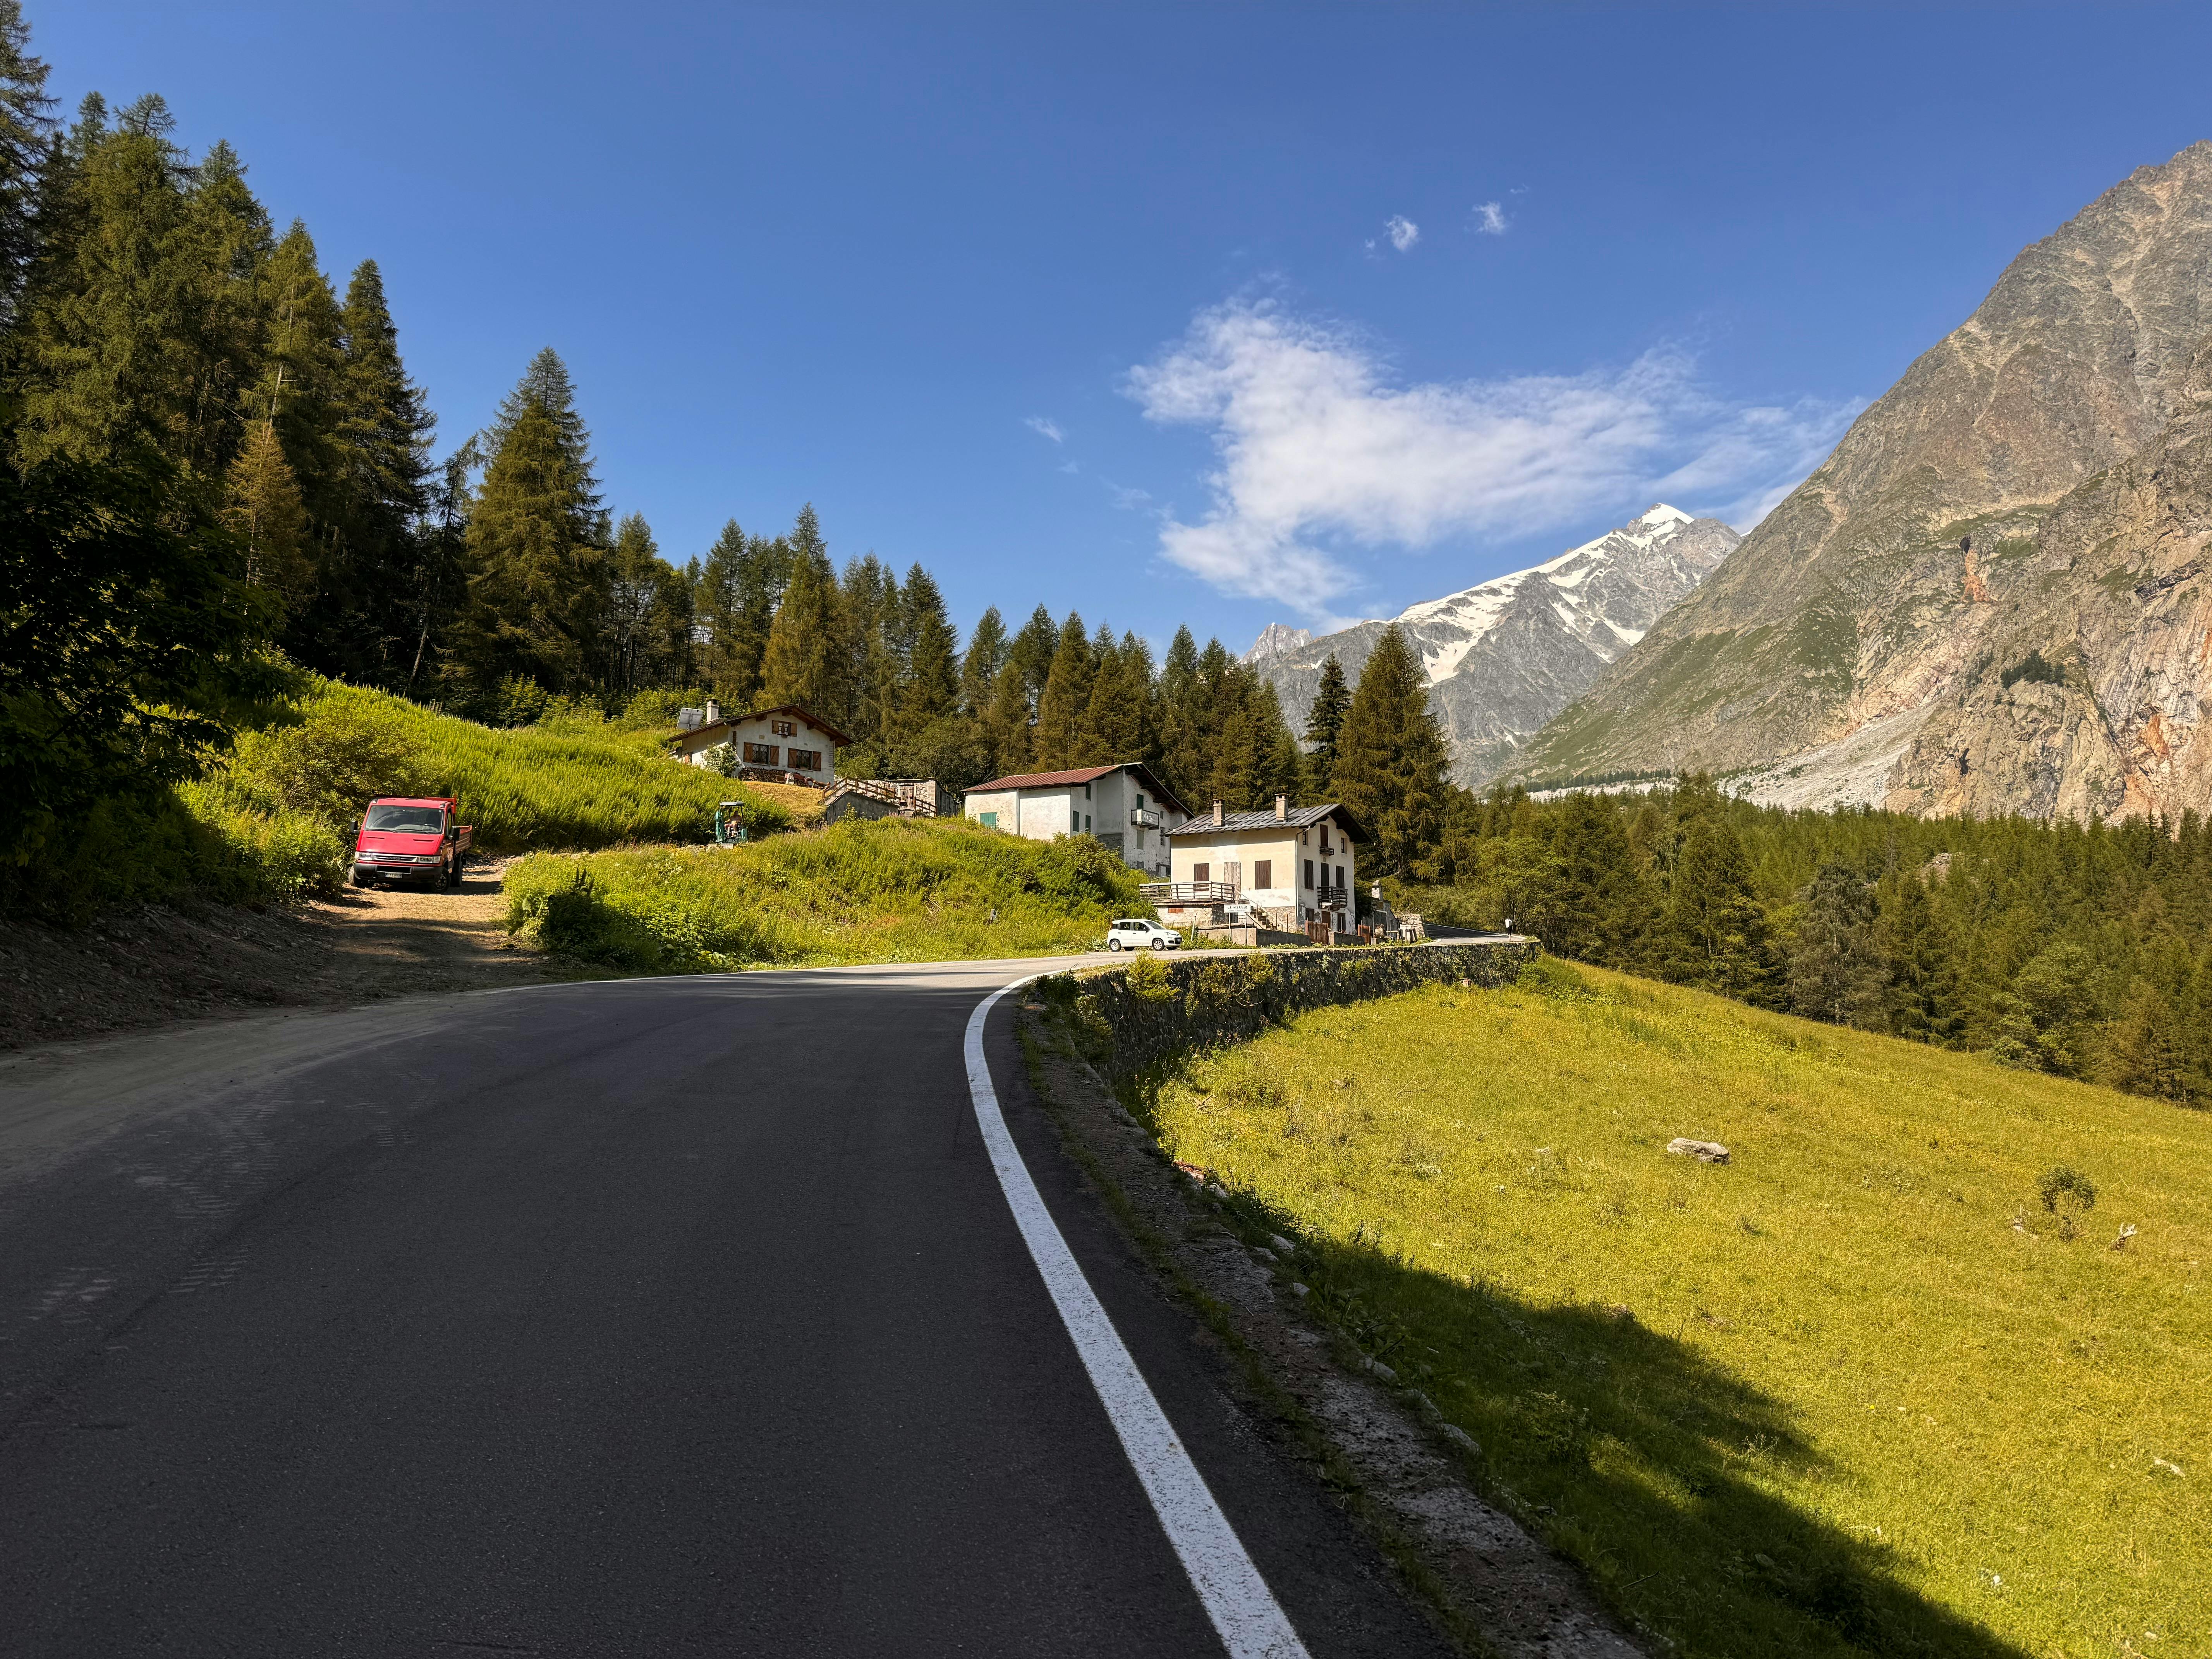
[979,811,998,829]
[787,747,823,771]
[1304,859,1314,889]
[1084,783,1092,799]
[771,719,796,737]
[364,804,443,833]
[1084,813,1091,832]
[1192,862,1210,883]
[1254,860,1271,889]
[743,741,779,764]
[1136,793,1145,811]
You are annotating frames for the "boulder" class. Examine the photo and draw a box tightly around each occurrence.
[1666,1137,1731,1164]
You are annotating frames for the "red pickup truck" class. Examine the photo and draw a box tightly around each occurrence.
[349,796,474,891]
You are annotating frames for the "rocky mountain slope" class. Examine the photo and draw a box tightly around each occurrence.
[1250,506,1739,786]
[1510,140,2212,820]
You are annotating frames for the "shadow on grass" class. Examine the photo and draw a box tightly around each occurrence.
[1230,1204,2026,1659]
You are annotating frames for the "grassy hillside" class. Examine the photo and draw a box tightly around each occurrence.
[1147,960,2208,1658]
[503,816,1146,971]
[13,675,791,921]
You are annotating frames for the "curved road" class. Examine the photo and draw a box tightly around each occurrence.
[0,961,1452,1657]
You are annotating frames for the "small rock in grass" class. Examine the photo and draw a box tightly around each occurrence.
[1359,1355,1398,1384]
[1666,1137,1730,1164]
[1289,1281,1310,1297]
[1269,1233,1295,1255]
[1439,1424,1480,1455]
[1173,1160,1210,1182]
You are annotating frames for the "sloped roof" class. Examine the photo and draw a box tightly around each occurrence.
[1166,802,1369,842]
[669,704,853,749]
[970,761,1189,817]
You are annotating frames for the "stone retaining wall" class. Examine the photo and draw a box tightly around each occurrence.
[1049,940,1538,1082]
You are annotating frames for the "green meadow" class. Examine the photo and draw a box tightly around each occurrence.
[503,815,1146,971]
[1148,960,2209,1658]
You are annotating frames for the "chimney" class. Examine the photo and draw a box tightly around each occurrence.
[1275,794,1288,821]
[705,698,721,725]
[1212,799,1224,826]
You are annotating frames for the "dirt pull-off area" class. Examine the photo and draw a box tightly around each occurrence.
[1,860,577,1051]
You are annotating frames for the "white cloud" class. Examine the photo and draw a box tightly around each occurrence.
[1024,415,1065,443]
[1123,298,1859,621]
[1385,215,1419,253]
[1475,201,1508,235]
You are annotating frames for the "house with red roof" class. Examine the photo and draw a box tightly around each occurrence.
[960,762,1189,878]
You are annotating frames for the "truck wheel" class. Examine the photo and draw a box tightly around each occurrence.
[445,855,462,890]
[349,868,371,889]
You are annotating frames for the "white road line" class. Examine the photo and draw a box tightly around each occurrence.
[963,978,1310,1659]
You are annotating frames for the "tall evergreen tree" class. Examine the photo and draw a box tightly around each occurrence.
[455,348,608,695]
[1303,653,1350,795]
[0,0,53,328]
[1156,625,1206,807]
[1032,610,1093,769]
[221,418,308,608]
[331,257,434,679]
[899,563,960,737]
[1332,625,1450,878]
[1788,862,1886,1028]
[1879,872,1963,1044]
[759,532,844,718]
[1659,815,1781,1005]
[960,605,1008,719]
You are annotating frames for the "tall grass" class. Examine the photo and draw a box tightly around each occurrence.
[504,816,1145,970]
[5,674,791,921]
[1148,960,2209,1658]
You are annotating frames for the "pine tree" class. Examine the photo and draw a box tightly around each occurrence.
[960,605,1008,719]
[985,653,1034,774]
[221,419,308,609]
[899,563,960,737]
[455,348,608,694]
[839,553,902,748]
[759,536,845,718]
[1007,604,1059,714]
[1331,625,1450,878]
[1079,630,1142,763]
[330,258,434,679]
[1660,815,1782,1004]
[1788,862,1887,1028]
[1879,872,1963,1044]
[1304,653,1350,795]
[1033,611,1093,769]
[0,0,54,328]
[605,512,667,696]
[1157,625,1206,807]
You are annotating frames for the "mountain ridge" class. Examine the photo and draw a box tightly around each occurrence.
[1509,139,2212,819]
[1250,505,1740,787]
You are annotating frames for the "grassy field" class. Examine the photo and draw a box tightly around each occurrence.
[1147,959,2208,1658]
[503,815,1146,971]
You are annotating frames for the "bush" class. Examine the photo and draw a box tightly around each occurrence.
[2037,1165,2098,1238]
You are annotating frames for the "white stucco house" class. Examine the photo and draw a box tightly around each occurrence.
[962,763,1188,877]
[1159,798,1367,933]
[668,702,848,787]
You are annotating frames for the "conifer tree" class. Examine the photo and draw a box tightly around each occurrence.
[1033,611,1093,769]
[1303,653,1350,795]
[1006,604,1059,714]
[985,653,1034,774]
[1331,625,1449,878]
[1788,863,1886,1027]
[606,512,670,696]
[899,563,960,736]
[1156,625,1206,807]
[331,258,434,678]
[1879,872,1963,1044]
[1659,815,1781,1005]
[222,419,308,609]
[759,536,845,718]
[0,0,53,326]
[456,348,608,694]
[960,605,1007,718]
[1079,631,1142,763]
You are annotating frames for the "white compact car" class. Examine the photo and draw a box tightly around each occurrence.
[1104,918,1180,952]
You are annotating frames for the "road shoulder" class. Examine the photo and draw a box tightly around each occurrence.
[1010,996,1647,1659]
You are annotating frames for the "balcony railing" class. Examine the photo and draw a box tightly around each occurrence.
[1129,808,1166,830]
[1140,881,1238,905]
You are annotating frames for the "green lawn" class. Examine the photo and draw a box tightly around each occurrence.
[1147,960,2208,1658]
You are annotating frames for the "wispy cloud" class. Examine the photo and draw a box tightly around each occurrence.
[1123,298,1859,622]
[1024,415,1065,443]
[1474,201,1508,235]
[1384,215,1419,253]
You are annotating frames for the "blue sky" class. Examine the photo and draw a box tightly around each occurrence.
[45,2,2212,648]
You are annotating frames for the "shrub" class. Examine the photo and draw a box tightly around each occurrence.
[2037,1165,2098,1238]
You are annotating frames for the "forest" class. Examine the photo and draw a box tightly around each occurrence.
[2,0,2205,1106]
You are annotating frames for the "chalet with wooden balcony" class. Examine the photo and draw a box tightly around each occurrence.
[1153,798,1367,933]
[961,762,1189,877]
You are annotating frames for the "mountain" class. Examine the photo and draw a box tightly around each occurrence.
[1510,140,2212,820]
[1249,505,1740,787]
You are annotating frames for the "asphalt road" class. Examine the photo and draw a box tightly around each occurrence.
[0,960,1453,1658]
